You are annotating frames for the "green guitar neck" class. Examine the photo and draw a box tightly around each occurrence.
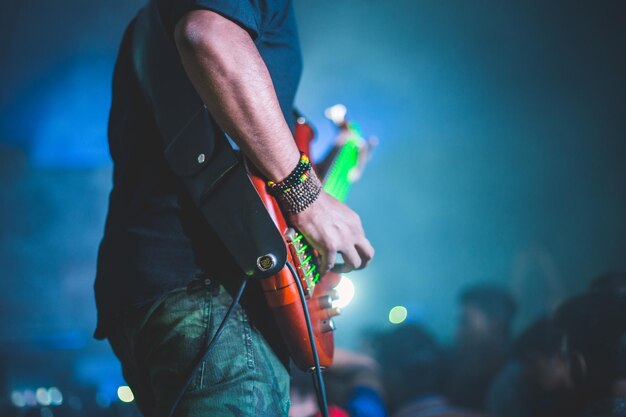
[322,122,363,202]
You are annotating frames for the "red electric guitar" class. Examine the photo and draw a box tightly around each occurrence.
[246,105,375,370]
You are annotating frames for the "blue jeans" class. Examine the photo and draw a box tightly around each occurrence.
[108,278,290,416]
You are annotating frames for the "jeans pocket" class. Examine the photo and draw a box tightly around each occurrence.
[194,286,257,389]
[132,281,214,397]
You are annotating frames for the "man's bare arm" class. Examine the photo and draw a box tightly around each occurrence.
[175,10,299,182]
[174,10,374,273]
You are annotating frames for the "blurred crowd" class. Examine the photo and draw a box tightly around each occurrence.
[2,273,624,417]
[291,272,626,417]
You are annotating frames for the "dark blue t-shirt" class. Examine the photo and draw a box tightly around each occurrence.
[94,0,302,344]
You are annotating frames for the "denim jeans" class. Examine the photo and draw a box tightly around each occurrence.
[108,278,290,417]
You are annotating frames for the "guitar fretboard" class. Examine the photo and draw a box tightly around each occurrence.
[322,121,363,202]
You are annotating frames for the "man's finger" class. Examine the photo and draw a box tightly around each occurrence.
[355,239,375,270]
[332,246,361,273]
[320,249,337,275]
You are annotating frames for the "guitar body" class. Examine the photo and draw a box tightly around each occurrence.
[247,117,340,370]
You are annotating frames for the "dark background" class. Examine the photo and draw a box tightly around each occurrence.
[1,0,625,407]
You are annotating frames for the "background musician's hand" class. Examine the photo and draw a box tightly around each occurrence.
[289,191,374,275]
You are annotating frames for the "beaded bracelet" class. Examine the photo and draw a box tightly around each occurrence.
[267,152,311,192]
[267,152,322,214]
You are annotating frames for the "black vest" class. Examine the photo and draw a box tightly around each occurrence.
[131,0,287,279]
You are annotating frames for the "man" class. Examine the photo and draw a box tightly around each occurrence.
[555,290,626,416]
[297,347,388,417]
[487,316,576,417]
[290,367,351,417]
[374,323,484,417]
[94,0,374,416]
[445,284,517,411]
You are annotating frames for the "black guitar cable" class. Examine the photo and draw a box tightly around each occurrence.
[165,275,250,417]
[287,261,330,417]
[166,261,329,417]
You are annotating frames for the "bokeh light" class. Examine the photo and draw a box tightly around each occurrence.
[333,275,355,309]
[11,391,25,408]
[388,306,408,324]
[324,103,347,125]
[49,387,63,406]
[117,386,134,403]
[36,387,52,406]
[23,389,37,407]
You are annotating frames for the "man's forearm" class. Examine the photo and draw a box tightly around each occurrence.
[174,10,300,182]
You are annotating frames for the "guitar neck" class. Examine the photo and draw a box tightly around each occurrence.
[322,122,363,203]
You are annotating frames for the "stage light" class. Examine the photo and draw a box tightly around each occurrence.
[388,306,408,324]
[333,275,355,309]
[49,387,63,406]
[11,390,25,407]
[117,386,134,403]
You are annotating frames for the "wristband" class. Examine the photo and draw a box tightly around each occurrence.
[267,153,322,214]
[267,152,311,191]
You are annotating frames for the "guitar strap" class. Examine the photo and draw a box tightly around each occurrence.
[130,0,287,279]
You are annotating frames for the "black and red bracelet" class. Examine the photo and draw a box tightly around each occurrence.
[267,152,311,191]
[267,152,322,214]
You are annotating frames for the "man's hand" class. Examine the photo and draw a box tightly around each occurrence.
[290,191,374,274]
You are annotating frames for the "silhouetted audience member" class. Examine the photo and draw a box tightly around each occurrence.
[374,323,484,417]
[555,291,626,416]
[323,348,388,417]
[290,367,351,417]
[445,284,517,411]
[487,316,576,417]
